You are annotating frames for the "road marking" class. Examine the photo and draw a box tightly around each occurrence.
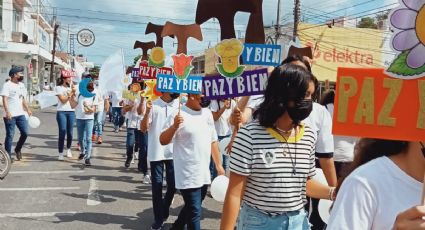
[10,170,85,174]
[0,212,77,218]
[92,147,98,157]
[0,187,80,191]
[87,178,101,206]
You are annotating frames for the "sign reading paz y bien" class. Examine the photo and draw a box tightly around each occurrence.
[242,43,282,66]
[333,68,425,142]
[203,68,269,100]
[139,61,173,80]
[156,74,203,94]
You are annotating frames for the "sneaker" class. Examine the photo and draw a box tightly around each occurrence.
[125,157,132,168]
[58,153,64,161]
[66,149,73,158]
[85,159,91,166]
[131,158,135,164]
[114,129,119,133]
[78,153,85,160]
[77,143,81,151]
[92,134,97,142]
[143,175,151,184]
[119,127,122,132]
[150,222,163,230]
[15,151,22,161]
[97,137,103,144]
[134,152,139,160]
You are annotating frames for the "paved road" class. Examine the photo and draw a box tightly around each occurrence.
[0,108,223,230]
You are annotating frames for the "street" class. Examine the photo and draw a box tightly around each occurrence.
[0,109,223,230]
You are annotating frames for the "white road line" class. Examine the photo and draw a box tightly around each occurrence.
[92,147,98,157]
[87,178,101,206]
[10,170,85,174]
[0,212,77,218]
[0,187,80,191]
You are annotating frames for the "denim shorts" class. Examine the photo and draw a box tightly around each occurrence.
[237,203,311,230]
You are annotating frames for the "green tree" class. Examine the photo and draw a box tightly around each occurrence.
[357,17,378,29]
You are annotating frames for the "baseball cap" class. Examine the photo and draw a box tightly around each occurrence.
[9,65,24,77]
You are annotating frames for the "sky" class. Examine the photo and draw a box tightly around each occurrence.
[47,0,399,66]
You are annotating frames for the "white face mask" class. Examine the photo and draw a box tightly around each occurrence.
[180,95,188,104]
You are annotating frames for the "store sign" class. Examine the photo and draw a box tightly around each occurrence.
[77,29,95,47]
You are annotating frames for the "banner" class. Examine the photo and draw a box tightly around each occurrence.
[99,49,126,94]
[242,43,282,66]
[156,74,203,94]
[203,68,268,100]
[138,61,173,80]
[333,68,425,142]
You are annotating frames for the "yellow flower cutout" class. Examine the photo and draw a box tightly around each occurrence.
[149,47,166,68]
[140,80,161,101]
[215,38,245,78]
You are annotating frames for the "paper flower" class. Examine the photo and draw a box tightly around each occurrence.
[387,0,425,78]
[130,83,142,93]
[215,39,245,78]
[149,47,166,68]
[172,54,194,80]
[141,80,161,101]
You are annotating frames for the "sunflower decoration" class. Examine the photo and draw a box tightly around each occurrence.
[215,38,245,78]
[141,80,162,101]
[149,47,166,68]
[130,82,142,93]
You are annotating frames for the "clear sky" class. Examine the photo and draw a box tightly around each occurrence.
[49,0,398,66]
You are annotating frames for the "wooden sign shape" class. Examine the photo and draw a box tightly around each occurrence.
[145,22,175,48]
[161,22,203,55]
[133,41,156,61]
[288,46,313,59]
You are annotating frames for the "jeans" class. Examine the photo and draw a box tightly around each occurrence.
[76,119,94,159]
[56,111,75,153]
[93,111,104,136]
[237,203,310,230]
[3,115,28,157]
[112,107,124,130]
[150,160,176,226]
[137,131,148,174]
[210,135,230,180]
[173,184,208,230]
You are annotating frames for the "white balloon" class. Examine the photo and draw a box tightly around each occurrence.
[219,137,231,156]
[210,175,229,202]
[28,116,41,129]
[313,168,328,185]
[318,199,333,224]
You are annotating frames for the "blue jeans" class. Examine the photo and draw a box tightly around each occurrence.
[237,203,310,230]
[76,119,94,159]
[3,115,28,157]
[112,107,124,130]
[150,160,176,226]
[173,184,208,230]
[210,135,230,180]
[137,131,148,174]
[93,111,104,137]
[56,111,75,153]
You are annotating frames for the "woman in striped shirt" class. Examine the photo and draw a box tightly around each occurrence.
[220,64,335,230]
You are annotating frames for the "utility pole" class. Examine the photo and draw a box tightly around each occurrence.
[275,0,281,44]
[293,0,301,41]
[50,24,59,83]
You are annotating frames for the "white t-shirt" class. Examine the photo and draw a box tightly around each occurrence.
[94,87,107,112]
[326,103,357,162]
[209,100,237,137]
[247,96,334,156]
[147,98,179,162]
[55,86,74,112]
[124,98,142,129]
[75,94,98,120]
[164,106,218,189]
[109,91,123,108]
[0,81,27,117]
[327,156,422,230]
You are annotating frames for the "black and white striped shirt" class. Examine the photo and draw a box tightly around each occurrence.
[230,121,317,214]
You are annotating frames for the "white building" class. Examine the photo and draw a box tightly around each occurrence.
[0,0,70,99]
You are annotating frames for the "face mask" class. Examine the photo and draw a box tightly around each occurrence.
[94,80,99,87]
[200,97,211,108]
[170,93,180,100]
[18,76,24,82]
[287,99,313,124]
[180,95,188,104]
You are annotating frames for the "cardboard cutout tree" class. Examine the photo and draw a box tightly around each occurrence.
[145,22,175,48]
[161,22,203,55]
[133,41,156,61]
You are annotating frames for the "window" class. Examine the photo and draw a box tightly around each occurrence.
[12,4,22,32]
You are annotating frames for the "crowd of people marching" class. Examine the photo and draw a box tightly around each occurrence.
[1,55,424,229]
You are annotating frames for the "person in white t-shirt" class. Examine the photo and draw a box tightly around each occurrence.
[55,72,77,160]
[92,79,109,144]
[327,139,425,230]
[140,92,180,230]
[70,77,98,166]
[160,93,225,230]
[109,90,124,132]
[1,66,32,161]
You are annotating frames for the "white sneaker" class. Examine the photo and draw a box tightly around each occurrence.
[66,149,73,158]
[134,152,139,160]
[143,175,151,184]
[131,158,135,164]
[58,153,64,161]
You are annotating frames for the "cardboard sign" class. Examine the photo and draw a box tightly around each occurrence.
[139,61,173,80]
[156,74,203,94]
[333,68,425,142]
[242,43,282,66]
[215,39,245,78]
[61,70,76,78]
[131,68,139,78]
[203,68,269,100]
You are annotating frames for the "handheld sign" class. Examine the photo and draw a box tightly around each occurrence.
[139,61,173,80]
[333,68,425,142]
[203,68,269,100]
[131,68,139,79]
[157,74,203,94]
[242,43,282,66]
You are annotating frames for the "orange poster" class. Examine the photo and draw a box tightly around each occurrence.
[333,68,425,141]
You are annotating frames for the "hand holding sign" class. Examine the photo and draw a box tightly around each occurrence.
[173,113,184,130]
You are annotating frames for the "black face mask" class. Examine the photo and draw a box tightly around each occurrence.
[287,99,313,124]
[200,97,211,108]
[18,76,24,82]
[170,93,180,100]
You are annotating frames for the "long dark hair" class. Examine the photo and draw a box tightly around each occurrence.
[320,90,335,106]
[253,63,315,128]
[336,139,409,195]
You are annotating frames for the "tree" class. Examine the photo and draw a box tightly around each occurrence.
[357,17,378,29]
